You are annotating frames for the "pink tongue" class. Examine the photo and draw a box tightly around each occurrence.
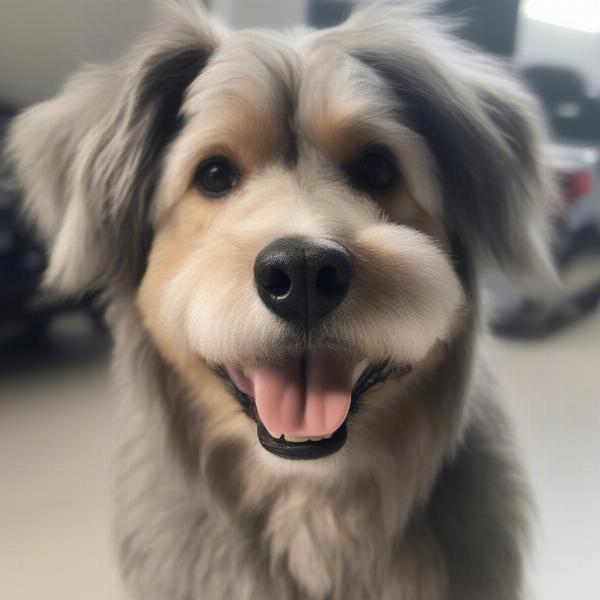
[251,353,353,438]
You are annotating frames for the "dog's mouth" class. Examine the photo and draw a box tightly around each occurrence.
[220,352,410,460]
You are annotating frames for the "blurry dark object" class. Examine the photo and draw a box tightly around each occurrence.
[444,0,519,56]
[492,285,600,339]
[491,144,600,338]
[307,0,353,28]
[0,105,103,342]
[308,0,520,56]
[490,65,600,339]
[523,66,600,143]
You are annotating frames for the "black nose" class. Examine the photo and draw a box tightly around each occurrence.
[254,237,352,327]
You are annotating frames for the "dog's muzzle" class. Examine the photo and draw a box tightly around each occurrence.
[220,237,409,461]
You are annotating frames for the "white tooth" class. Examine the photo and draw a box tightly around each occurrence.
[284,434,311,443]
[352,359,370,386]
[267,428,282,439]
[322,433,332,439]
[281,434,330,443]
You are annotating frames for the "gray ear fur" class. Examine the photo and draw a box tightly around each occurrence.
[6,1,219,294]
[340,3,559,291]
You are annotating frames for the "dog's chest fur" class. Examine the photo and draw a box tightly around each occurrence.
[109,307,520,600]
[116,447,446,600]
[111,309,456,600]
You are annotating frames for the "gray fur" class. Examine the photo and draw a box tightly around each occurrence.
[6,2,552,598]
[6,1,218,292]
[315,2,558,291]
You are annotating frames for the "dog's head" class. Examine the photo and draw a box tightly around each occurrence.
[8,1,555,465]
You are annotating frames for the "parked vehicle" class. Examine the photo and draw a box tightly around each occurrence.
[489,66,600,338]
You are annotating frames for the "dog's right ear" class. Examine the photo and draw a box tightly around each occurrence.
[6,1,220,295]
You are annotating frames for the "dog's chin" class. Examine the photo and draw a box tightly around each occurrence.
[217,351,411,460]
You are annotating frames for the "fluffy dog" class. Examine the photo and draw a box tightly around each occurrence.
[7,1,556,598]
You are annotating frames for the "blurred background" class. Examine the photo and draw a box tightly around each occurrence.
[0,1,598,599]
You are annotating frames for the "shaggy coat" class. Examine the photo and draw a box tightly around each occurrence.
[7,2,556,598]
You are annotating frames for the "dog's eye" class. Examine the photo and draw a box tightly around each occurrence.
[194,157,239,198]
[349,151,397,192]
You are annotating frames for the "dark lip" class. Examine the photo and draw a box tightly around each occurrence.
[257,420,348,460]
[215,359,411,460]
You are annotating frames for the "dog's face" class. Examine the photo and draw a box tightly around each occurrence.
[136,28,465,460]
[8,2,555,467]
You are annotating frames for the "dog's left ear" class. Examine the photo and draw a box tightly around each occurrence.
[6,1,220,294]
[344,6,558,290]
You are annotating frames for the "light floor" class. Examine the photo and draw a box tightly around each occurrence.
[1,311,599,600]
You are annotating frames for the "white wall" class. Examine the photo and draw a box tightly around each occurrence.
[2,1,597,108]
[0,0,154,107]
[516,16,600,96]
[211,0,307,30]
[0,0,307,109]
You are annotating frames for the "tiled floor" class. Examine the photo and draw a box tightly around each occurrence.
[1,311,599,600]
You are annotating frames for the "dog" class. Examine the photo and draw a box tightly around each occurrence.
[7,1,557,598]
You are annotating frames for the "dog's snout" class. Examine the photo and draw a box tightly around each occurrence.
[254,237,352,326]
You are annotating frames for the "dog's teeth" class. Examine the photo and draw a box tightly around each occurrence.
[267,428,282,439]
[281,434,329,443]
[284,434,311,443]
[322,433,332,439]
[284,435,305,442]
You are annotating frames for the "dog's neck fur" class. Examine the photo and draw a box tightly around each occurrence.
[109,291,477,599]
